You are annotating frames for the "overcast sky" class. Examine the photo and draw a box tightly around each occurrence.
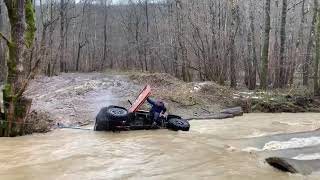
[35,0,163,5]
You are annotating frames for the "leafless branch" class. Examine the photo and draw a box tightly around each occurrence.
[0,32,10,45]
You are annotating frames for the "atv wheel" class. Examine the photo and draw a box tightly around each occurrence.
[94,107,109,131]
[106,106,128,122]
[94,106,128,131]
[167,118,190,131]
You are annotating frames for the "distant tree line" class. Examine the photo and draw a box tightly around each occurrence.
[1,0,320,94]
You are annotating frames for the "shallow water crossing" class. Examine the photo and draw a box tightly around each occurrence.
[0,113,320,180]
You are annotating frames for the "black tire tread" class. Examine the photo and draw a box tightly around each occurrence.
[106,106,128,122]
[94,106,128,131]
[167,118,190,131]
[94,107,109,131]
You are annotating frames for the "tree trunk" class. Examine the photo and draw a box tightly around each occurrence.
[76,44,82,71]
[1,0,36,137]
[277,0,288,88]
[304,0,317,87]
[247,2,257,90]
[102,1,108,70]
[47,0,55,76]
[230,0,239,88]
[59,0,65,73]
[76,2,87,72]
[144,0,149,72]
[0,0,5,82]
[315,0,320,95]
[260,0,271,90]
[296,0,307,86]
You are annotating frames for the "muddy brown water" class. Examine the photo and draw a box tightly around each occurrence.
[1,113,320,180]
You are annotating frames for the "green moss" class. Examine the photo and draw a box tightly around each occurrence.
[7,43,17,76]
[25,0,36,48]
[3,84,11,96]
[2,84,11,127]
[14,101,24,117]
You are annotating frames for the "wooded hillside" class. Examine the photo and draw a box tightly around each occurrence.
[0,0,320,93]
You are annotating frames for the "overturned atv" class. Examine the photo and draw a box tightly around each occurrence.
[94,85,190,132]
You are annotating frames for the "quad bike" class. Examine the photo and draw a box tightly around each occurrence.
[94,85,190,132]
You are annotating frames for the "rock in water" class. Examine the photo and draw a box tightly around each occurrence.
[266,157,320,175]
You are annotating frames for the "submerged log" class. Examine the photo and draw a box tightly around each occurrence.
[220,107,244,116]
[212,113,234,119]
[186,107,242,121]
[266,157,320,175]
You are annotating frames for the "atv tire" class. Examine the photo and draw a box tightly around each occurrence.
[94,106,128,131]
[94,107,109,131]
[106,106,128,122]
[167,118,190,131]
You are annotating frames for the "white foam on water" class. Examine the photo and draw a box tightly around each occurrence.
[262,137,320,151]
[242,147,262,152]
[244,130,272,138]
[277,121,301,126]
[293,153,320,160]
[242,136,320,152]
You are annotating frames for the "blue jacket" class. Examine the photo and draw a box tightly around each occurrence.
[147,97,167,114]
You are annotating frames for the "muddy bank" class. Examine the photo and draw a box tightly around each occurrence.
[22,73,142,133]
[234,91,320,113]
[129,73,235,116]
[130,73,320,114]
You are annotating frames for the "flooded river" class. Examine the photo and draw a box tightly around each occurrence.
[0,113,320,180]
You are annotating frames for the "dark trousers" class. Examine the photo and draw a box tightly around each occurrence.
[150,111,160,123]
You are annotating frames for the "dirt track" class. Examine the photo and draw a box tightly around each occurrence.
[25,73,142,128]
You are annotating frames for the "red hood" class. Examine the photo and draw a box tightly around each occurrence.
[128,85,151,113]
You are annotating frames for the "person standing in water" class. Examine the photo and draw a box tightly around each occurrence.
[147,97,167,126]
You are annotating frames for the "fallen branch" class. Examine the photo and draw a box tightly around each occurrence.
[0,32,10,45]
[16,58,41,98]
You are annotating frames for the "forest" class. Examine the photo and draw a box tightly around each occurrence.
[1,0,320,136]
[2,1,320,177]
[0,0,319,92]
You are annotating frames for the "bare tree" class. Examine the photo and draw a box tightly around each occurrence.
[75,0,89,71]
[260,0,271,90]
[274,0,288,88]
[2,0,315,94]
[246,0,258,90]
[0,0,36,136]
[305,0,317,87]
[315,0,320,95]
[0,0,5,82]
[297,0,307,86]
[229,0,240,88]
[59,0,66,72]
